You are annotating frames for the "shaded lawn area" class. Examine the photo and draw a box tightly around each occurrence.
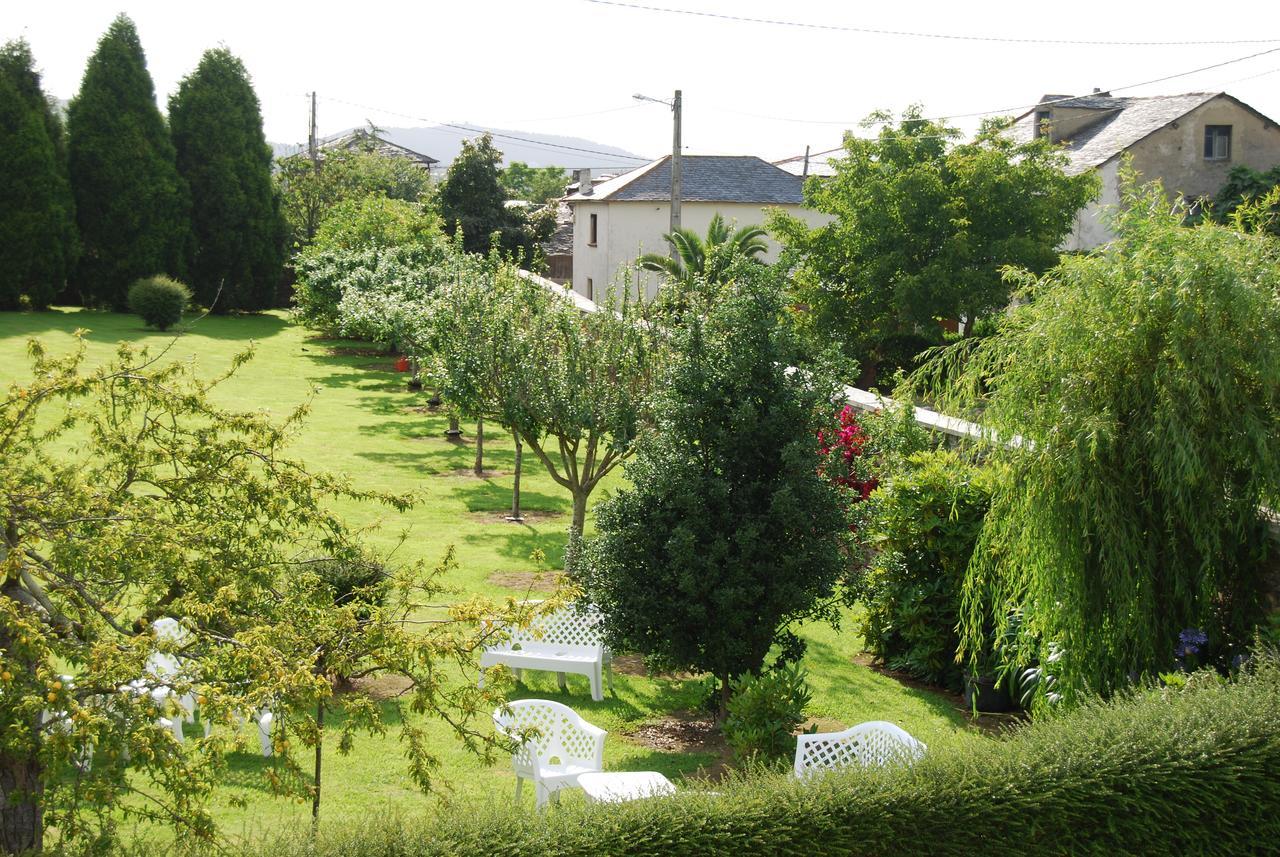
[0,308,993,844]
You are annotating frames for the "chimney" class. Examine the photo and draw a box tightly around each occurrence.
[1092,87,1102,93]
[576,167,592,196]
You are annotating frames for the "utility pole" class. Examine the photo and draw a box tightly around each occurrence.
[802,144,810,179]
[670,89,682,244]
[308,92,319,175]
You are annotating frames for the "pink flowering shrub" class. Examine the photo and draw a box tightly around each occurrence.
[817,405,879,528]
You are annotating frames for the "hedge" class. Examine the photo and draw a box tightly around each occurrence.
[200,655,1280,857]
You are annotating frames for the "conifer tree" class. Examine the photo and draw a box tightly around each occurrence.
[169,48,284,311]
[67,15,189,309]
[0,39,78,308]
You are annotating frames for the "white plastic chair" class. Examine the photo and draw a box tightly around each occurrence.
[793,721,925,779]
[493,699,606,809]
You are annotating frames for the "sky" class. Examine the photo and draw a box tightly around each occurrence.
[6,0,1280,169]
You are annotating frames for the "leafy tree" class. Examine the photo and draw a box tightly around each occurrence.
[770,108,1098,385]
[309,194,441,255]
[638,212,768,288]
[275,143,434,248]
[1212,164,1280,236]
[911,172,1280,709]
[0,40,78,309]
[67,15,190,310]
[579,262,849,716]
[438,134,540,258]
[433,266,657,540]
[0,336,547,853]
[169,48,285,311]
[500,161,568,205]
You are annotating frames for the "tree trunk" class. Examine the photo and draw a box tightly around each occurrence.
[509,433,523,521]
[312,700,324,828]
[716,673,732,723]
[446,415,461,438]
[570,491,587,541]
[474,419,484,475]
[0,619,42,854]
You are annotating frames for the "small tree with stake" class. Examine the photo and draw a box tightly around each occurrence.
[433,267,656,549]
[579,261,850,718]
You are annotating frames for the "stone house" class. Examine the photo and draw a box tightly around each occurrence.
[1008,91,1280,249]
[563,155,830,301]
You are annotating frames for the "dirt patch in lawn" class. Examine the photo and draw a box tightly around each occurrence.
[403,404,442,415]
[344,674,413,701]
[325,345,392,357]
[608,654,698,682]
[436,468,510,479]
[487,570,565,593]
[625,713,733,779]
[469,509,564,524]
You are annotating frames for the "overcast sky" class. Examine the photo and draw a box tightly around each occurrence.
[8,0,1280,167]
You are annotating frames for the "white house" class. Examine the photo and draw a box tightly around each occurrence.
[1007,91,1280,250]
[563,155,830,300]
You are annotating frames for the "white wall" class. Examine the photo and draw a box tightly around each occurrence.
[1063,159,1121,252]
[570,201,831,301]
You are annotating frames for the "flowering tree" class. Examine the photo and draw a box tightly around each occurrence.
[0,336,543,853]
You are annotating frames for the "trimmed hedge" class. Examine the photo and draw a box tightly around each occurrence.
[220,656,1280,857]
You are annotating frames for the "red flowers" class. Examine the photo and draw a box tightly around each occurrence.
[394,356,411,372]
[818,405,879,524]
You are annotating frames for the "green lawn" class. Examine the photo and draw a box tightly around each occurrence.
[0,307,993,846]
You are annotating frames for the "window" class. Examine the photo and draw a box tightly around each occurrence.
[588,213,598,246]
[586,278,593,301]
[1034,110,1051,140]
[1204,125,1232,160]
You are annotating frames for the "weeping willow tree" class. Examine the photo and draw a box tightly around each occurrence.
[911,171,1280,707]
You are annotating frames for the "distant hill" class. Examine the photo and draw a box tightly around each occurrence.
[271,124,647,172]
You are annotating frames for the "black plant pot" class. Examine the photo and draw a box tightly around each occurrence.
[964,675,1014,713]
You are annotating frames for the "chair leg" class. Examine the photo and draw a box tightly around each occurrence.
[589,665,603,702]
[556,672,567,693]
[514,668,523,682]
[535,783,548,810]
[258,710,274,757]
[514,776,524,803]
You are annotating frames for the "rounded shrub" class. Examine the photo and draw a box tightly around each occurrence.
[723,662,812,763]
[127,275,191,331]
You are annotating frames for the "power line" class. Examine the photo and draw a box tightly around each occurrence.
[585,0,1280,47]
[772,44,1280,161]
[317,95,653,163]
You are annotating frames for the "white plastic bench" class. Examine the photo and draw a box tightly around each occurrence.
[794,721,925,779]
[480,604,614,701]
[494,699,606,809]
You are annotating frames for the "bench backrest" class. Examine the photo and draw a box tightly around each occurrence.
[794,721,925,778]
[502,605,605,652]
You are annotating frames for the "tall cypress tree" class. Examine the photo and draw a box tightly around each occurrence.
[169,48,284,311]
[67,15,189,309]
[0,40,78,309]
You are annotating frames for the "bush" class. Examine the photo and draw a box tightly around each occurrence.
[723,662,812,763]
[127,275,191,330]
[854,450,992,690]
[211,654,1280,857]
[292,242,446,333]
[310,556,388,619]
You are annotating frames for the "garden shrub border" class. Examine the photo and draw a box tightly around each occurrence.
[228,656,1280,857]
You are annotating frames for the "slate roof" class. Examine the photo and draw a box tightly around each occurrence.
[773,151,839,178]
[322,129,438,167]
[542,204,574,255]
[565,155,804,204]
[1008,92,1222,174]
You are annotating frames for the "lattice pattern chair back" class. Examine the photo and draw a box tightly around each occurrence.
[794,721,925,779]
[495,699,600,772]
[507,604,605,651]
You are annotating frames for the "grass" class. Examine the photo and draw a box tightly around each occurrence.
[0,307,994,847]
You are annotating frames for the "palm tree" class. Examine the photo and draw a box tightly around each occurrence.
[638,213,769,286]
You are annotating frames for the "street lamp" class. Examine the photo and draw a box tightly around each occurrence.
[633,90,682,248]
